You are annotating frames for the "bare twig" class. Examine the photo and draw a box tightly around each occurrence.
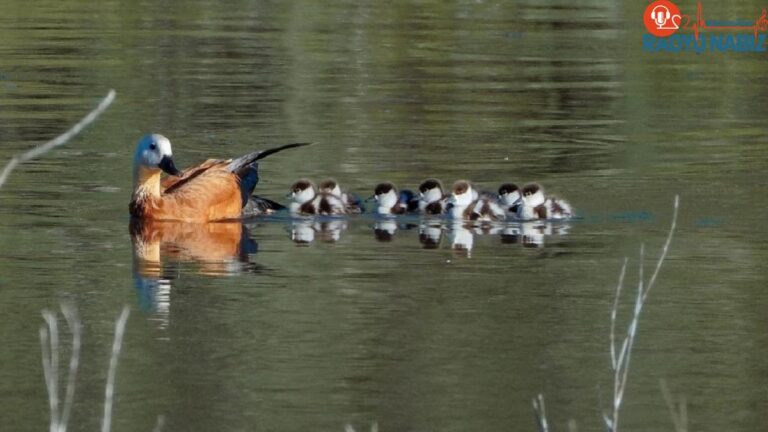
[0,89,116,189]
[532,393,550,432]
[609,258,629,370]
[344,423,377,432]
[660,379,688,432]
[567,419,578,432]
[41,310,60,432]
[101,306,130,432]
[602,195,680,432]
[643,196,679,303]
[152,414,167,432]
[39,306,82,432]
[59,305,81,432]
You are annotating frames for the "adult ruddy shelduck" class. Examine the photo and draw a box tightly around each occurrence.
[129,134,309,222]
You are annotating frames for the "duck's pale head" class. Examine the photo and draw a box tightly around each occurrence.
[133,134,181,178]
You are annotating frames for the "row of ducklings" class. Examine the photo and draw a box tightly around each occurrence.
[286,178,573,221]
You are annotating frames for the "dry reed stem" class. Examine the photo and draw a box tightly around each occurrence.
[0,89,116,189]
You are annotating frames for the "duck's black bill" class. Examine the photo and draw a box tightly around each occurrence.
[159,155,182,176]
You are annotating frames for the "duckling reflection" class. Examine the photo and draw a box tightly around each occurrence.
[446,221,474,257]
[499,225,522,244]
[130,218,259,313]
[418,221,443,249]
[519,221,571,248]
[372,219,418,242]
[373,219,398,242]
[289,219,348,244]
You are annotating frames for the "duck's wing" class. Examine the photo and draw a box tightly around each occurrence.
[153,168,242,222]
[161,159,229,192]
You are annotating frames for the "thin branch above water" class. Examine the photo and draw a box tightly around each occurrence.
[0,89,116,190]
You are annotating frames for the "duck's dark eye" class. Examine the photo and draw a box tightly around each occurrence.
[149,143,157,150]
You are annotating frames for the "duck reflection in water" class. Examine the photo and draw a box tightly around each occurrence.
[130,218,259,315]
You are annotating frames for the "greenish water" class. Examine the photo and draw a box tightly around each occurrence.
[1,1,767,431]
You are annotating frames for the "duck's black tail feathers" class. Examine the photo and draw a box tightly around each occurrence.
[228,142,312,174]
[230,142,313,207]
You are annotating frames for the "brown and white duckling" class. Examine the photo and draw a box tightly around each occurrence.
[517,183,547,220]
[448,180,506,221]
[497,183,522,218]
[517,183,573,220]
[418,178,447,215]
[371,182,412,215]
[319,178,364,214]
[288,179,346,216]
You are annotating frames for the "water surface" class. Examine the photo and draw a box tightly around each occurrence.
[1,1,767,431]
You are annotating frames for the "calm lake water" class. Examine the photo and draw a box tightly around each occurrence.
[1,1,767,431]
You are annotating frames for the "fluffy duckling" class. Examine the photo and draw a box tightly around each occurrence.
[517,183,573,220]
[517,183,547,220]
[288,179,346,216]
[319,179,364,214]
[543,197,573,220]
[448,180,506,221]
[497,183,522,218]
[418,178,446,215]
[371,182,415,215]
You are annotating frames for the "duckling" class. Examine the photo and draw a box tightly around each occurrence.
[448,180,506,221]
[288,179,316,214]
[288,179,346,216]
[447,180,475,219]
[543,196,574,220]
[517,183,547,220]
[418,178,447,215]
[319,179,364,214]
[497,183,522,218]
[371,182,410,215]
[517,183,573,220]
[467,193,506,222]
